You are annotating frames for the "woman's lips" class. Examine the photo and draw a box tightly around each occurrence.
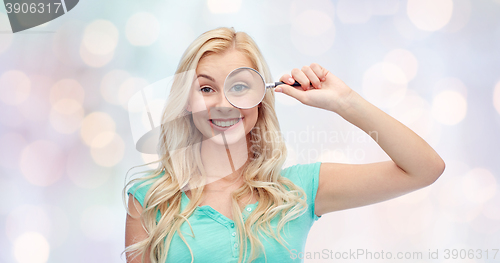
[208,117,243,132]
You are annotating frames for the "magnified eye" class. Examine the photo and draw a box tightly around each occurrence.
[229,84,249,93]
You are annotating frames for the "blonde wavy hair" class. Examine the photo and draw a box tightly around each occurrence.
[123,27,308,263]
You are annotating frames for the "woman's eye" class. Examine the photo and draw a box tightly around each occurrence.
[200,86,214,93]
[230,84,249,93]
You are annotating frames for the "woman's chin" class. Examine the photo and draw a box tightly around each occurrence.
[205,132,247,146]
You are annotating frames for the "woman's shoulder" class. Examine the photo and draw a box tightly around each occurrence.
[280,161,322,182]
[280,161,322,202]
[127,170,165,207]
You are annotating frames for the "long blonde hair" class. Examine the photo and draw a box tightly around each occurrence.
[123,27,308,263]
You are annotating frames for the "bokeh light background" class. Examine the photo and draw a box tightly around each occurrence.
[1,0,500,262]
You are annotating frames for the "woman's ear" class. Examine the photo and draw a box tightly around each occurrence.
[186,104,191,112]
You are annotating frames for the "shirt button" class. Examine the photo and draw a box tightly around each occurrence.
[234,243,239,248]
[246,207,252,211]
[232,232,236,237]
[230,223,235,228]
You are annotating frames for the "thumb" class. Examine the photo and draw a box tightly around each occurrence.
[275,85,307,103]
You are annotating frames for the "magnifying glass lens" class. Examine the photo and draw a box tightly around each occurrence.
[224,68,265,109]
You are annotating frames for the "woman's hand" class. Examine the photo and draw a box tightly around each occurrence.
[276,63,354,113]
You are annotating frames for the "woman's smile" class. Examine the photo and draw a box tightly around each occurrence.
[209,117,244,131]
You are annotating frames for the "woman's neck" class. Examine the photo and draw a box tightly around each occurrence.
[199,133,250,191]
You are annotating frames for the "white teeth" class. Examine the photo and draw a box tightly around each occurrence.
[211,118,240,127]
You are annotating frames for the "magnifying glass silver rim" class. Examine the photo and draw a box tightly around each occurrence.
[223,66,267,110]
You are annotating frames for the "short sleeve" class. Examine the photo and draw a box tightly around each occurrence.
[127,180,152,207]
[281,162,323,221]
[127,171,165,207]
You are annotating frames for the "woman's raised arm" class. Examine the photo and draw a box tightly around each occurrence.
[276,63,445,216]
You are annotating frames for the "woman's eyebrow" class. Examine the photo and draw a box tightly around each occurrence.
[197,74,216,82]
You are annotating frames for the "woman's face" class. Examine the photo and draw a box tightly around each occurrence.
[187,49,259,146]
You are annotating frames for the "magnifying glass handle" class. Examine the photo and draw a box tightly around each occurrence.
[272,81,303,87]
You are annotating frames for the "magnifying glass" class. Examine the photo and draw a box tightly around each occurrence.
[223,67,303,109]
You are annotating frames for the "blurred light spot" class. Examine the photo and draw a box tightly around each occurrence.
[80,112,116,146]
[0,133,27,169]
[442,0,471,32]
[67,146,111,189]
[49,99,85,134]
[362,62,408,108]
[0,13,13,54]
[100,70,131,105]
[432,90,467,125]
[79,44,114,67]
[462,168,497,204]
[207,0,242,14]
[119,77,149,110]
[13,232,50,263]
[393,9,432,40]
[371,0,399,15]
[126,12,160,46]
[90,131,116,148]
[337,0,372,24]
[90,133,125,167]
[0,71,31,105]
[20,141,65,186]
[390,90,438,143]
[407,0,453,31]
[141,153,160,169]
[50,79,85,104]
[384,49,419,81]
[494,81,500,115]
[291,9,335,56]
[82,20,119,55]
[81,206,115,241]
[6,205,51,243]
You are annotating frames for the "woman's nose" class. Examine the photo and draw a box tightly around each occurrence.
[210,92,238,114]
[214,92,235,108]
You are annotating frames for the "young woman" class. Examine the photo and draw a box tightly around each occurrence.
[124,27,445,263]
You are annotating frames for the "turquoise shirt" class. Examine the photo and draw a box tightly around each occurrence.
[127,162,323,263]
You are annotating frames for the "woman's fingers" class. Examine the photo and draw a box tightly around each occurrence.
[291,68,310,91]
[279,63,328,93]
[279,73,295,85]
[302,65,322,89]
[310,63,327,82]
